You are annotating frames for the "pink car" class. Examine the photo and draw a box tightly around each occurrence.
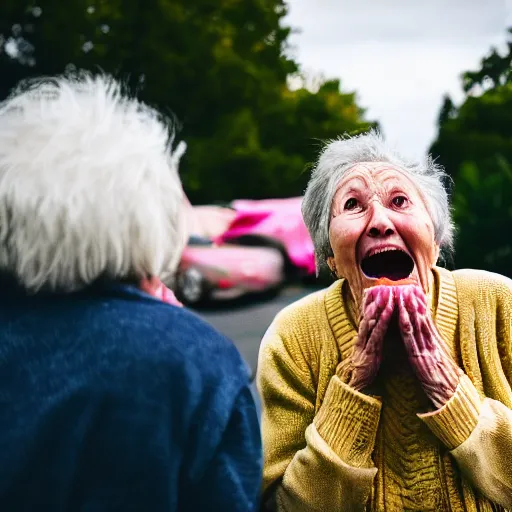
[175,235,285,305]
[217,197,316,277]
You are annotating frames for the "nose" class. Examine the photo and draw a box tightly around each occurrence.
[367,203,395,238]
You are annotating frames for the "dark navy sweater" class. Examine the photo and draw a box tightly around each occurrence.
[0,279,262,511]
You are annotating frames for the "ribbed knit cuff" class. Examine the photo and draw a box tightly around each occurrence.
[313,375,382,468]
[418,375,483,450]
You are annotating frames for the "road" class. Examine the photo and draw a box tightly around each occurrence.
[194,285,319,377]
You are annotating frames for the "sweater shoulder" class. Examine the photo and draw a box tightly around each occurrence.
[109,299,250,380]
[31,292,251,397]
[452,268,512,302]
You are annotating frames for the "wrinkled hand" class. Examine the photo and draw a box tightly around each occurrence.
[396,285,463,408]
[337,285,395,392]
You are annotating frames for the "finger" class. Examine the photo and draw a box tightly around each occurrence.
[403,289,438,355]
[410,285,428,314]
[361,299,384,325]
[363,285,380,306]
[362,287,377,312]
[352,289,394,390]
[398,284,427,318]
[421,310,455,359]
[358,310,377,349]
[419,314,442,352]
[370,286,394,336]
[399,294,430,362]
[406,293,430,353]
[405,287,420,319]
[411,292,454,361]
[378,286,396,328]
[359,287,391,346]
[355,317,375,355]
[362,286,390,319]
[367,287,395,353]
[364,285,392,311]
[397,290,416,349]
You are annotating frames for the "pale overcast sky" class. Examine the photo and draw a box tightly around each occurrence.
[285,0,511,159]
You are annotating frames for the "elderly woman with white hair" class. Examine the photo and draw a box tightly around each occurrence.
[0,75,261,511]
[257,131,512,511]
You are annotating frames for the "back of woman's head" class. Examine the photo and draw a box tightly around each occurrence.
[0,73,187,292]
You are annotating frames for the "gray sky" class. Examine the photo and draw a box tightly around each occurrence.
[285,0,511,159]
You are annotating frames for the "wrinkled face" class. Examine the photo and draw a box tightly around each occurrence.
[328,162,439,306]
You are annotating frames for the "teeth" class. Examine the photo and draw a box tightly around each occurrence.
[369,247,402,258]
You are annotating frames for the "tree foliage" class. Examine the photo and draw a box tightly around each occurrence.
[0,0,375,202]
[430,28,512,276]
[462,29,512,93]
[451,157,512,276]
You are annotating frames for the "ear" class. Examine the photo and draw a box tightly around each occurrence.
[326,256,336,273]
[433,243,440,265]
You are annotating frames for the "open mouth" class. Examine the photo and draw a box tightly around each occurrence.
[360,249,414,281]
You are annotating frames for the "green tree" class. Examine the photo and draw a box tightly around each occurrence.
[0,0,375,202]
[184,78,376,201]
[451,157,512,276]
[430,28,512,276]
[431,29,512,175]
[462,28,512,92]
[430,84,512,176]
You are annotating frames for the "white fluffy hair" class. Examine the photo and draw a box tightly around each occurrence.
[0,73,188,292]
[302,130,455,270]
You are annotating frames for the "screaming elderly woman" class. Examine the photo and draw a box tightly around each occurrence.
[257,131,512,511]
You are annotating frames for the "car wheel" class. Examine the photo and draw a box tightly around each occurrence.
[176,267,207,305]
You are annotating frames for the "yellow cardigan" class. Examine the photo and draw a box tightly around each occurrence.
[257,267,512,511]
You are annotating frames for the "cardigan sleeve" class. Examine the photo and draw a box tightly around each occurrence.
[418,271,512,508]
[419,376,512,508]
[257,326,381,511]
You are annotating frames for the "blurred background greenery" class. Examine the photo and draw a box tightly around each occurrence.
[430,30,512,277]
[0,1,510,276]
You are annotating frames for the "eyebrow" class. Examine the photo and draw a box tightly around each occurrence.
[341,186,364,196]
[381,179,405,191]
[337,176,369,194]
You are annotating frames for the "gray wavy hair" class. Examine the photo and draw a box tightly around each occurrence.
[0,73,188,292]
[302,130,454,270]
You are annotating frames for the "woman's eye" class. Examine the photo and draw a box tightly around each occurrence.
[392,195,408,208]
[344,198,359,211]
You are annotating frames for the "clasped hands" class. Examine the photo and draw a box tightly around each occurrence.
[338,284,463,409]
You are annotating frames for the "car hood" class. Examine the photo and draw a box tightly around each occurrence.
[217,197,315,274]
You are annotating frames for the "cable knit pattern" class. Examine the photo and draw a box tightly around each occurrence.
[371,371,454,511]
[258,266,512,511]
